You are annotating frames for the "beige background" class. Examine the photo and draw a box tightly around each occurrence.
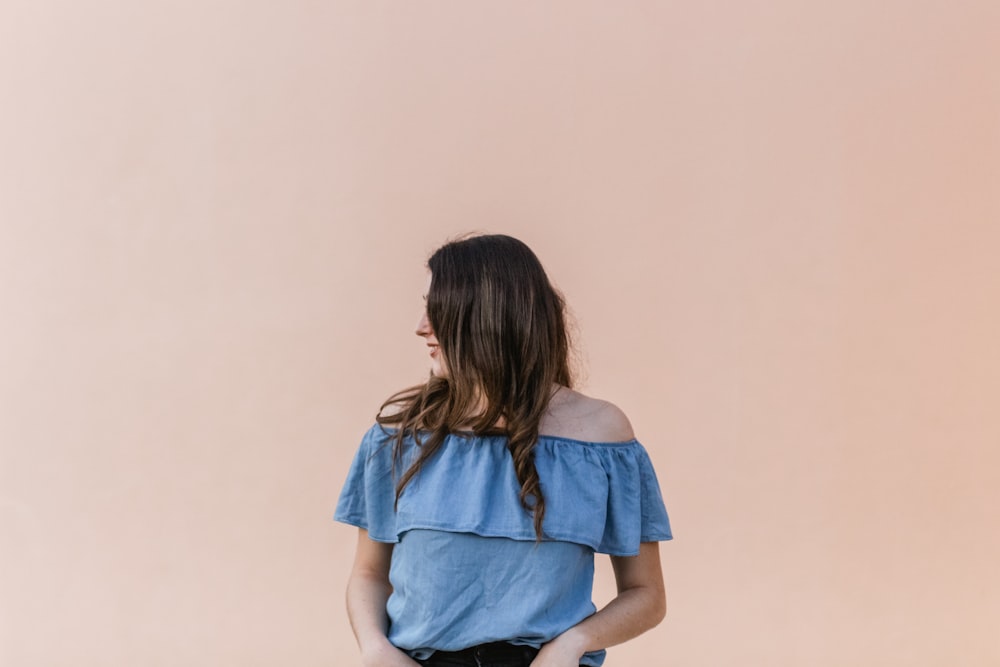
[2,1,998,665]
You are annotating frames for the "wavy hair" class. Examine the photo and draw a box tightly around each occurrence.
[376,233,573,540]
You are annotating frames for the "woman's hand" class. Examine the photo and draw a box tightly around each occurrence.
[529,629,586,667]
[360,640,423,667]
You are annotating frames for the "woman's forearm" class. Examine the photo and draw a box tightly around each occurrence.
[345,531,421,667]
[538,543,667,665]
[564,583,666,653]
[346,542,421,667]
[345,569,396,654]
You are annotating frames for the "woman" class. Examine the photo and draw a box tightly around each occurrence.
[335,234,672,667]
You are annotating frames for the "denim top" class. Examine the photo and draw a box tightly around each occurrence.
[334,423,673,667]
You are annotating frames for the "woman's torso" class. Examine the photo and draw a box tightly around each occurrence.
[334,385,672,667]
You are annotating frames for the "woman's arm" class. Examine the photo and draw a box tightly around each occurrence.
[530,541,667,667]
[345,528,422,667]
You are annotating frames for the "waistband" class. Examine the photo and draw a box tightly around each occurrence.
[424,641,540,666]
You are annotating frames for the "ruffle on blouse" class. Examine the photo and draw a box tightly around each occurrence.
[334,423,672,557]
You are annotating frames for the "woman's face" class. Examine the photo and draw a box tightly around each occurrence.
[416,272,445,377]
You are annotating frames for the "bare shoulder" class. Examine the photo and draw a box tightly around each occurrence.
[541,386,636,443]
[589,398,636,441]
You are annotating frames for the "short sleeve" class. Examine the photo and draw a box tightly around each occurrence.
[333,424,400,543]
[596,442,673,556]
[333,426,673,555]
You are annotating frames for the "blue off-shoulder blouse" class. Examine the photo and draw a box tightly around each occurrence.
[334,423,672,667]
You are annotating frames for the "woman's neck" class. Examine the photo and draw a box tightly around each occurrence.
[451,383,565,432]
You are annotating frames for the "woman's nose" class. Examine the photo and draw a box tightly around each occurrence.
[415,311,431,337]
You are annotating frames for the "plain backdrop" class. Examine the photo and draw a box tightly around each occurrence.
[2,1,998,665]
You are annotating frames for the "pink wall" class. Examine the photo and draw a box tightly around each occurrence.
[2,1,998,665]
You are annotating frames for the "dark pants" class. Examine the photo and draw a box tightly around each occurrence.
[417,641,585,667]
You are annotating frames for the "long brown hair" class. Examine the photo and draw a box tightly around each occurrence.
[377,233,573,540]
